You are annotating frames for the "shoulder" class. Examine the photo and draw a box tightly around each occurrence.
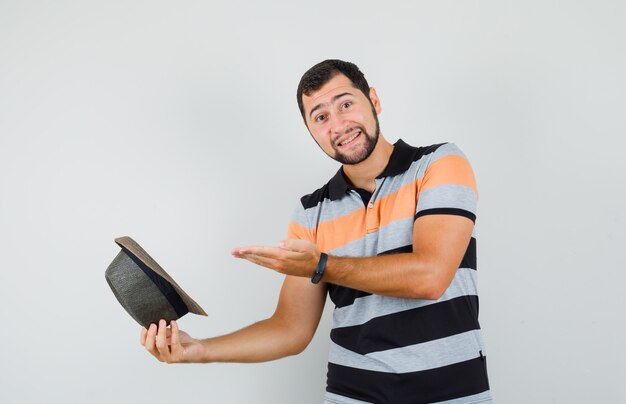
[430,142,469,159]
[402,141,468,162]
[384,140,469,179]
[422,142,474,172]
[297,167,346,210]
[299,182,332,210]
[387,140,468,173]
[288,178,333,233]
[406,141,473,171]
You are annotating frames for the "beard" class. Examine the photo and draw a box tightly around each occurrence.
[330,106,381,165]
[331,125,379,165]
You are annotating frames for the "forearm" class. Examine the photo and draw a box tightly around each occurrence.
[200,315,310,363]
[324,253,450,300]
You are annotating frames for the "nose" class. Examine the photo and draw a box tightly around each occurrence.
[329,113,350,136]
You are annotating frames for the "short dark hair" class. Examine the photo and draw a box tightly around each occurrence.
[296,59,371,121]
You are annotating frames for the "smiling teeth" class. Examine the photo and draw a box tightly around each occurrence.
[340,131,361,146]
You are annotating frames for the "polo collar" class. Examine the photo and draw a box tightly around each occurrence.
[327,139,415,201]
[377,139,415,178]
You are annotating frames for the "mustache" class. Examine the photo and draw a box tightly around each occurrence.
[332,126,364,145]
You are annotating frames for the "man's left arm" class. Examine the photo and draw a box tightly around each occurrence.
[323,213,474,299]
[233,213,473,300]
[233,143,477,300]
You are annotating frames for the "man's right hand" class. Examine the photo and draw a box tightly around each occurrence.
[139,274,327,364]
[140,319,206,363]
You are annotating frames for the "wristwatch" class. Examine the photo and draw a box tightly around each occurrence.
[311,252,328,284]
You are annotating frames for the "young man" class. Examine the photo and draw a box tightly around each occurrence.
[141,60,492,404]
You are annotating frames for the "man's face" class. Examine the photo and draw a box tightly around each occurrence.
[302,74,381,165]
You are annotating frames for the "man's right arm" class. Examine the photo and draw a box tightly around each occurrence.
[141,275,327,363]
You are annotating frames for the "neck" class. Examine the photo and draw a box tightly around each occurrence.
[342,134,394,192]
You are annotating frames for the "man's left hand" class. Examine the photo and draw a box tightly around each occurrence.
[232,239,321,278]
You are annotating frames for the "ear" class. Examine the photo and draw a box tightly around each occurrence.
[369,87,382,114]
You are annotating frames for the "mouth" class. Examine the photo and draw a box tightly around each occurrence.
[338,130,362,147]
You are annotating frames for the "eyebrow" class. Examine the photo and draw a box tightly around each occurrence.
[308,92,354,119]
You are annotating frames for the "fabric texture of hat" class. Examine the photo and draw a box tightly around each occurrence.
[105,236,207,328]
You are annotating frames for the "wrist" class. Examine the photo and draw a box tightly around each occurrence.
[311,253,328,284]
[319,254,339,284]
[198,338,215,363]
[311,252,328,284]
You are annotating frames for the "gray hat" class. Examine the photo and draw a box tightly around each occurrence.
[105,236,207,328]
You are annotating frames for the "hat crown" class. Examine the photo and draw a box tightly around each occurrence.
[106,251,180,328]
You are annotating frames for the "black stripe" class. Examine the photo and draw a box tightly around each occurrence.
[329,240,474,309]
[120,247,189,318]
[300,181,333,210]
[328,284,371,309]
[415,207,476,223]
[460,237,477,270]
[377,244,413,255]
[379,240,475,270]
[354,187,373,205]
[331,296,480,355]
[327,356,490,404]
[378,141,446,179]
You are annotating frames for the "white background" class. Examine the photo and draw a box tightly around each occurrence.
[1,1,624,403]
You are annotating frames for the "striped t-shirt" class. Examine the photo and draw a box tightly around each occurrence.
[288,140,491,404]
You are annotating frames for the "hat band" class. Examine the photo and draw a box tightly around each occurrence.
[120,247,189,318]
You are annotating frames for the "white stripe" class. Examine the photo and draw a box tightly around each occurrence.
[289,203,311,229]
[324,392,374,404]
[329,215,476,257]
[417,184,477,216]
[332,268,478,328]
[431,390,492,404]
[328,330,486,374]
[329,216,414,257]
[376,216,414,254]
[316,195,365,225]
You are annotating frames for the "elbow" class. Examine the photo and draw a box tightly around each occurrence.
[408,283,445,300]
[421,285,446,301]
[408,269,451,300]
[278,319,314,356]
[285,332,313,356]
[270,312,316,357]
[289,341,309,356]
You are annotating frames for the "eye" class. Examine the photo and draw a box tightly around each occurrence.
[341,101,352,109]
[315,114,326,123]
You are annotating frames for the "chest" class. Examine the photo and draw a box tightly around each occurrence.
[313,176,420,255]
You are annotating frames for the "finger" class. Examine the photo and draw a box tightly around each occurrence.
[236,246,283,258]
[169,320,181,359]
[231,247,245,257]
[238,254,281,270]
[140,327,148,346]
[145,323,158,354]
[279,238,311,252]
[232,245,264,257]
[245,249,309,264]
[155,319,171,360]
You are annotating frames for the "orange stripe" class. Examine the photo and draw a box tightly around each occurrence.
[313,184,418,251]
[287,221,312,241]
[419,155,477,193]
[378,180,418,228]
[315,207,367,252]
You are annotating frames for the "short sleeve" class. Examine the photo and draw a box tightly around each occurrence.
[415,143,478,223]
[286,202,315,241]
